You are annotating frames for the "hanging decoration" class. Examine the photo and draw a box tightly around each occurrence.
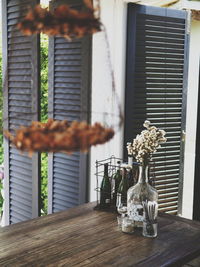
[4,119,115,154]
[4,0,122,155]
[17,2,101,39]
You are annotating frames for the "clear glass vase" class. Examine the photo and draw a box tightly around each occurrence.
[127,163,158,227]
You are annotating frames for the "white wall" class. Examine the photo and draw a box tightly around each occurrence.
[182,0,200,10]
[90,0,127,201]
[182,19,200,219]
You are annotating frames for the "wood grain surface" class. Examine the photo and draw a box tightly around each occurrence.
[0,202,200,266]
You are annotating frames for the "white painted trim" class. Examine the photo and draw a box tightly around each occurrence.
[181,20,200,219]
[89,0,127,201]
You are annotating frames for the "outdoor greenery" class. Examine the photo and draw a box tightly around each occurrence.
[40,34,48,215]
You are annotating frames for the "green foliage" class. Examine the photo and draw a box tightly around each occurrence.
[41,152,48,215]
[41,34,48,123]
[40,34,48,215]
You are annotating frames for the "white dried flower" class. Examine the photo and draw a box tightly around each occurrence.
[143,120,150,129]
[127,142,133,155]
[126,120,167,164]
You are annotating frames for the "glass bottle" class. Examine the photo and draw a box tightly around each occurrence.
[117,168,128,206]
[100,163,111,208]
[113,161,122,206]
[127,163,158,227]
[128,155,133,168]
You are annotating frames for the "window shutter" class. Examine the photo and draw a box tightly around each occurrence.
[124,4,189,215]
[2,0,40,224]
[48,0,91,213]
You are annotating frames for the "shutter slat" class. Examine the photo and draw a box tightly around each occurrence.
[10,182,32,194]
[156,182,179,190]
[53,203,75,212]
[53,173,79,185]
[158,196,178,204]
[10,187,32,200]
[54,157,79,167]
[53,193,78,206]
[10,158,32,169]
[54,162,79,174]
[10,194,31,207]
[54,185,79,199]
[155,178,179,186]
[137,17,185,28]
[54,167,79,179]
[54,152,80,161]
[137,24,185,33]
[54,179,79,191]
[10,211,30,223]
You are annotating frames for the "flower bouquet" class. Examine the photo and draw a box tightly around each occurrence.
[126,120,167,165]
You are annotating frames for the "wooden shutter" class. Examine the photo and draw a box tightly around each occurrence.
[2,0,40,224]
[48,0,91,213]
[124,4,189,215]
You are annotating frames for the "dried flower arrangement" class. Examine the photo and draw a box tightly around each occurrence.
[126,120,167,165]
[4,119,114,154]
[17,2,101,39]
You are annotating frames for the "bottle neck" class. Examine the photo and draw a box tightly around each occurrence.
[104,164,108,177]
[121,168,127,182]
[117,164,121,172]
[138,164,149,184]
[128,156,133,167]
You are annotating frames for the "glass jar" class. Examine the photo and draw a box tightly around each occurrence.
[121,217,134,234]
[127,163,158,227]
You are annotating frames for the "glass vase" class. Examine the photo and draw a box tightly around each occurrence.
[127,163,158,227]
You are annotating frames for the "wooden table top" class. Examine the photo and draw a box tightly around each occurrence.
[0,202,200,266]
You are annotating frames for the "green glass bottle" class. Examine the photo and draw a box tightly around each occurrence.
[100,163,111,208]
[113,161,122,206]
[117,168,128,205]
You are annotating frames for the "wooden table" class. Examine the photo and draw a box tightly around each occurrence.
[0,202,200,266]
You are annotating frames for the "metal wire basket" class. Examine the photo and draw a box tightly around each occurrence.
[94,155,138,211]
[94,155,155,212]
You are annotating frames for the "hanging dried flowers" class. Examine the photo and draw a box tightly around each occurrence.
[4,119,115,154]
[17,3,101,39]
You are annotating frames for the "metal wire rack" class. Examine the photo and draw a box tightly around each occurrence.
[94,155,156,211]
[94,155,138,211]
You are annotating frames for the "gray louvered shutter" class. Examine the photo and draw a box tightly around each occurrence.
[124,4,189,215]
[2,0,40,225]
[48,0,91,213]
